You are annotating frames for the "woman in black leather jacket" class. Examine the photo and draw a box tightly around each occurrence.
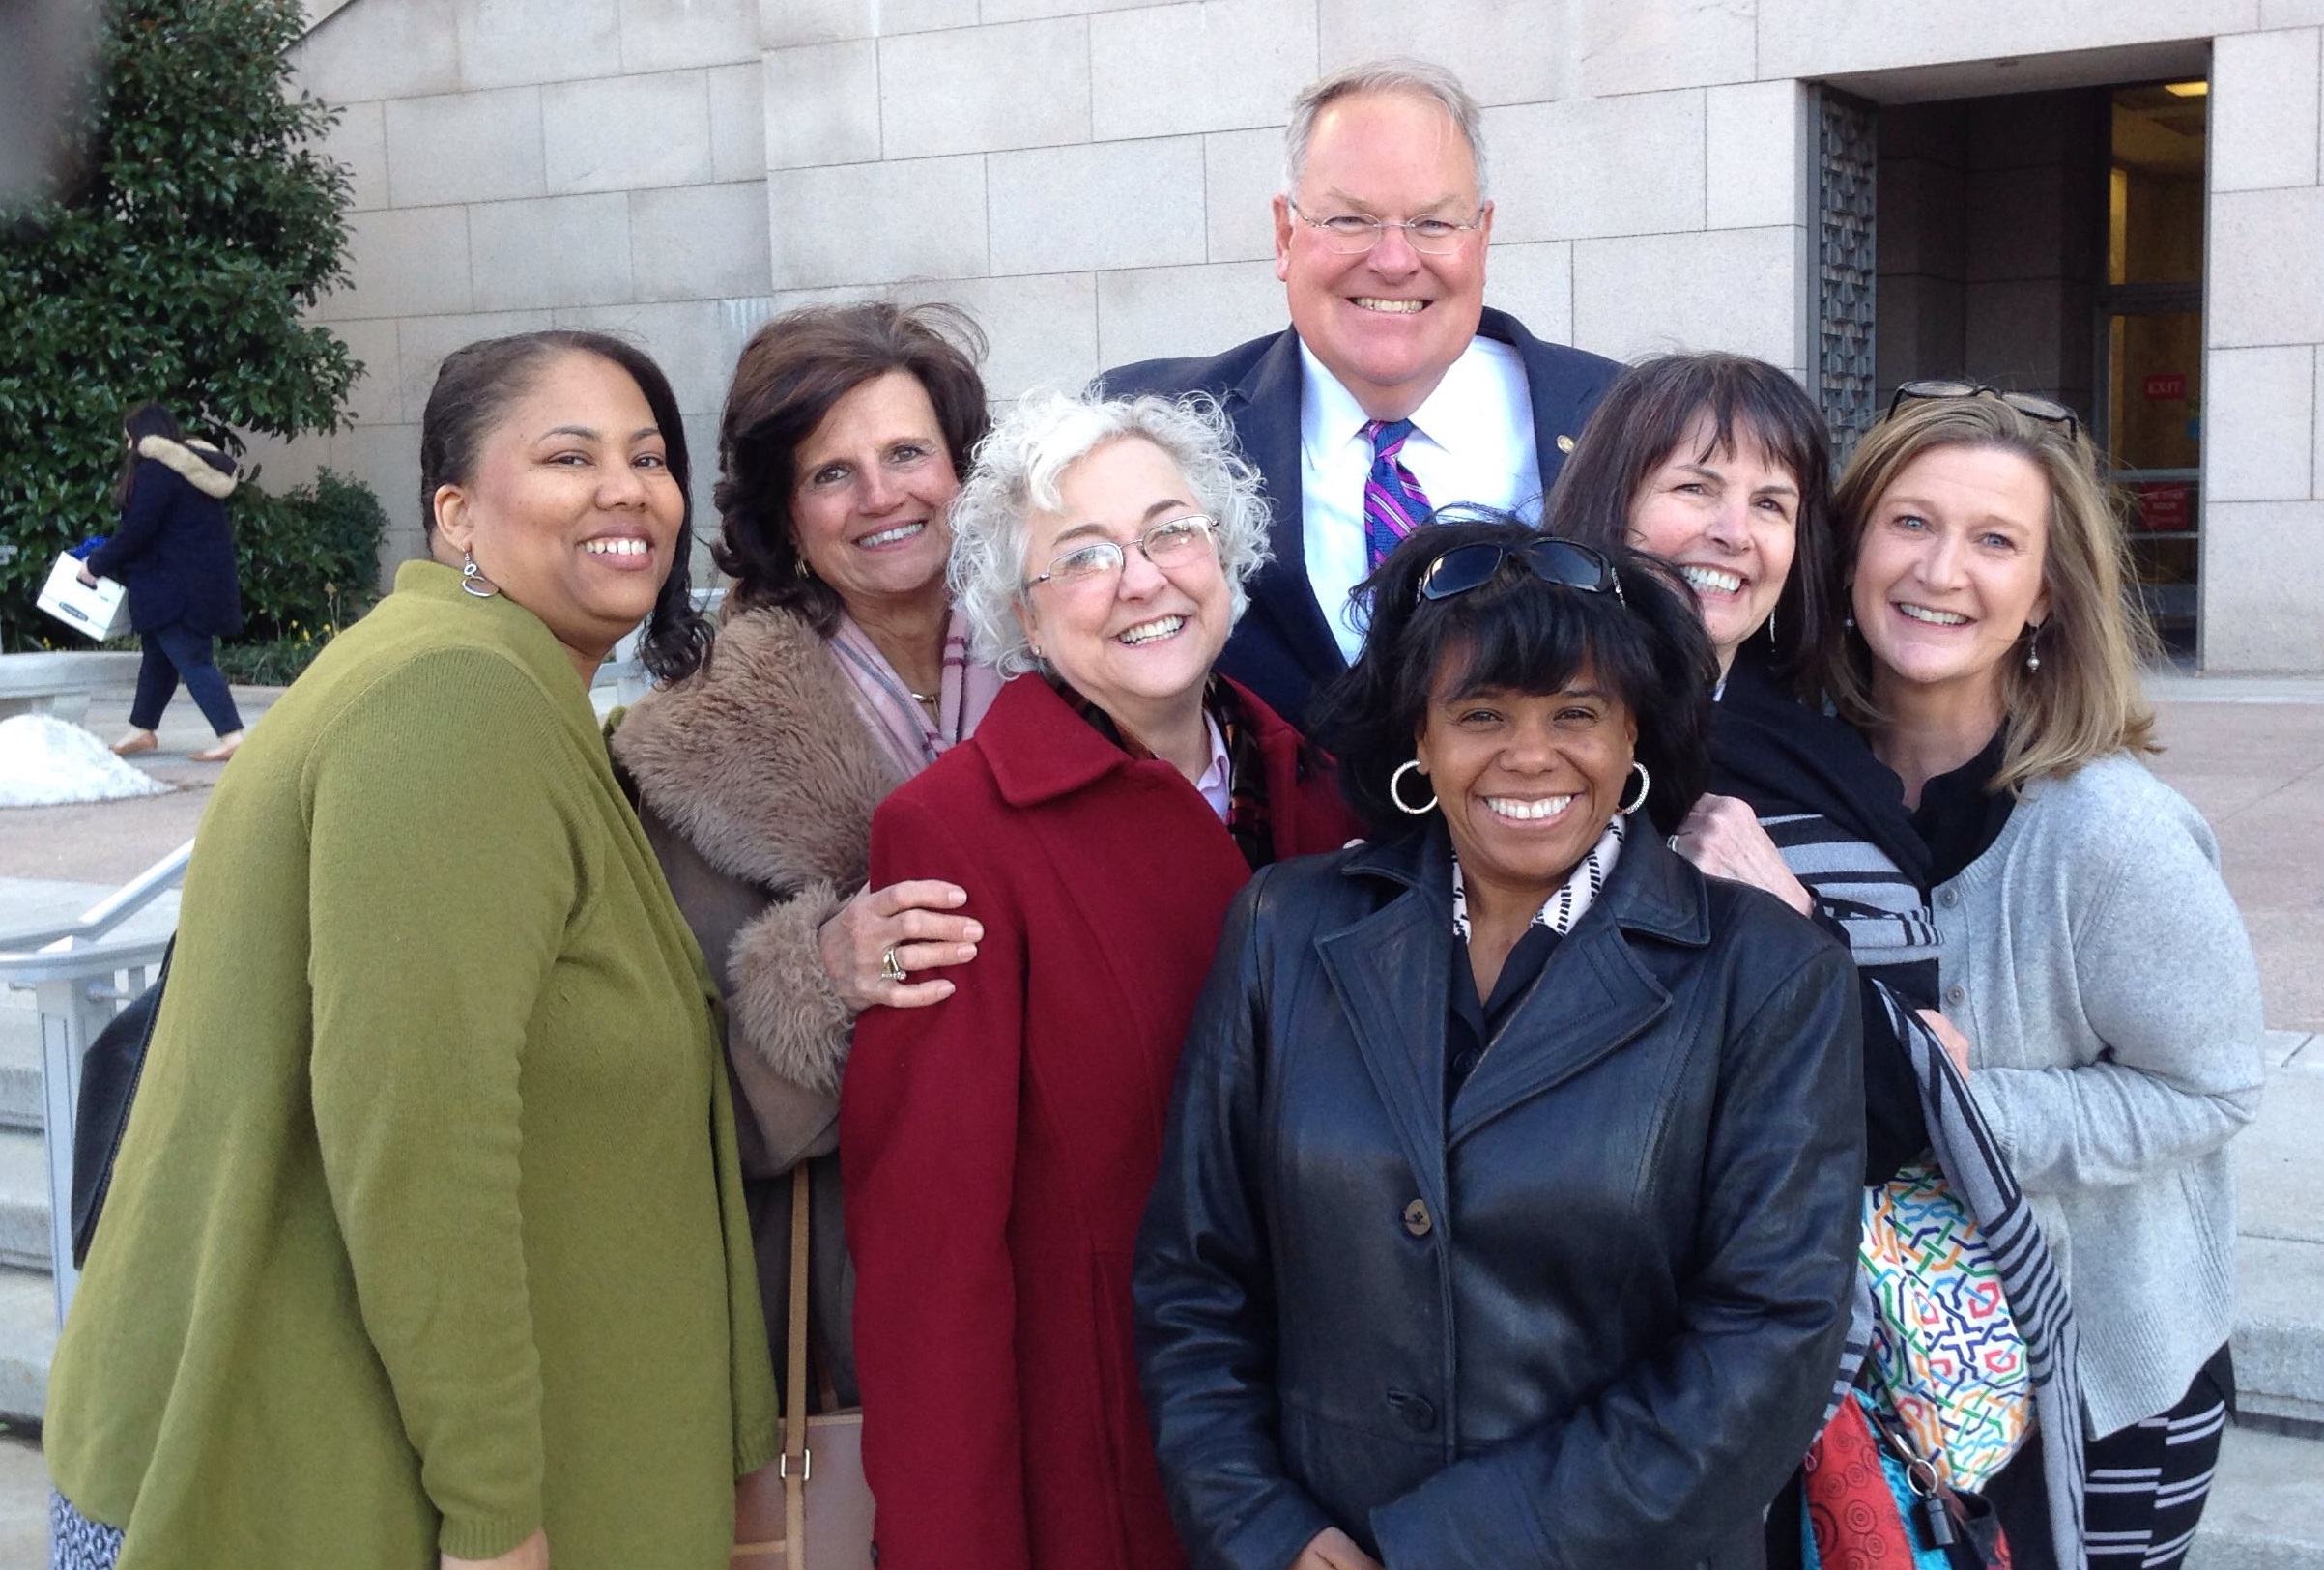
[1133,518,1865,1570]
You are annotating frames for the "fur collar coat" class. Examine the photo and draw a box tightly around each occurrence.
[613,603,902,1172]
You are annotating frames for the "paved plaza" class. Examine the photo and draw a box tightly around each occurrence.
[0,671,2318,1566]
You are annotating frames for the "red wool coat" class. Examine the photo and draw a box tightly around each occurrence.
[842,673,1356,1570]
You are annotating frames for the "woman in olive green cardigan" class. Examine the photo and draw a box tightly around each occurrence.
[44,332,776,1570]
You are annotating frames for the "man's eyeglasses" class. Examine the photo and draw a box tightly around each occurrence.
[1416,536,1624,607]
[1885,380,2081,441]
[1286,199,1485,257]
[1023,515,1218,592]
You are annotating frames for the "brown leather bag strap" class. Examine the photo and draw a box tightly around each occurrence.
[781,1160,812,1570]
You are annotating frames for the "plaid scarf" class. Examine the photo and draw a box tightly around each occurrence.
[1050,676,1275,871]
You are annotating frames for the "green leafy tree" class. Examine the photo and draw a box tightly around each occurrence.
[0,0,359,648]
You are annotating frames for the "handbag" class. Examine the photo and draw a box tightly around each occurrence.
[1802,1386,2010,1570]
[1860,1164,2032,1493]
[70,941,172,1269]
[733,1159,875,1570]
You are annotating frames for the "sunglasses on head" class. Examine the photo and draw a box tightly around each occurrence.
[1885,380,2081,440]
[1415,535,1625,607]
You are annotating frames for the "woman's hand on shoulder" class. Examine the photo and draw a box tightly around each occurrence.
[443,1529,548,1570]
[1293,1527,1385,1570]
[1669,793,1814,916]
[818,879,982,1012]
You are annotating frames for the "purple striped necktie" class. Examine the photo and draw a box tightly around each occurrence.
[1363,417,1433,569]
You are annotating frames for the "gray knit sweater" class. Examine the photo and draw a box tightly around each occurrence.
[1931,754,2265,1439]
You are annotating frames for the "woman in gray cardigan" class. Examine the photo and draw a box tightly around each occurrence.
[1822,388,2266,1569]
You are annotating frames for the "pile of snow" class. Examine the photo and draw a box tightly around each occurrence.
[0,714,172,808]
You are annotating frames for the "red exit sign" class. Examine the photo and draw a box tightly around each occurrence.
[2144,372,2188,401]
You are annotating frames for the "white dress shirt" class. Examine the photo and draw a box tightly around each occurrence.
[1299,337,1542,662]
[1194,711,1232,821]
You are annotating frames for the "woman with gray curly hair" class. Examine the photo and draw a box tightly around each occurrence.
[839,389,1356,1570]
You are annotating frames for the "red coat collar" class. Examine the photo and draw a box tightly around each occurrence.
[975,671,1306,811]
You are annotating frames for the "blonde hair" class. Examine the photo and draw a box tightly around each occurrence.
[1823,396,2158,791]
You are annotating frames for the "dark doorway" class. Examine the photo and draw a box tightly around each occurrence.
[1868,81,2209,656]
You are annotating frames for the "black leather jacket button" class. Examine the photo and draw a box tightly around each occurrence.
[1401,1198,1432,1237]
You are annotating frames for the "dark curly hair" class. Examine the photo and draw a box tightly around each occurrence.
[1546,352,1834,697]
[712,302,989,630]
[418,329,711,683]
[1308,512,1716,842]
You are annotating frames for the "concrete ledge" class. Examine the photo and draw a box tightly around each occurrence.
[0,1270,50,1425]
[2190,1424,2324,1569]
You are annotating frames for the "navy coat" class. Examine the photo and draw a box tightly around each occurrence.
[87,439,244,638]
[1101,308,1619,728]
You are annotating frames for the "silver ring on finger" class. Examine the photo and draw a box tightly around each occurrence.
[879,946,907,984]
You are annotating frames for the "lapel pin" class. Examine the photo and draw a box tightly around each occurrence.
[1556,435,1575,453]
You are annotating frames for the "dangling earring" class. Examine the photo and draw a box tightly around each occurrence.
[1389,759,1436,815]
[1619,761,1651,815]
[794,555,813,580]
[460,550,499,599]
[2025,623,2043,673]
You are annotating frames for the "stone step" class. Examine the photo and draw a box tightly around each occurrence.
[0,1133,47,1275]
[2189,1424,2324,1568]
[0,1006,37,1133]
[0,1269,52,1426]
[2235,1058,2324,1429]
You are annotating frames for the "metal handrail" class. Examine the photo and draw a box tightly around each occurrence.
[0,840,191,964]
[0,841,191,1326]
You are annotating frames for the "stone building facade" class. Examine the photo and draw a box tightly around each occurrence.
[271,0,2324,671]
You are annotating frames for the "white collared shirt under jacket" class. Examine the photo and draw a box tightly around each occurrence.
[1298,336,1541,663]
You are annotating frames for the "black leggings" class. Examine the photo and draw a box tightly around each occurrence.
[129,621,244,736]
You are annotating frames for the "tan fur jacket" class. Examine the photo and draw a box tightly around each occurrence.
[612,605,902,1173]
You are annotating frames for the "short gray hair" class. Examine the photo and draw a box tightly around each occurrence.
[949,389,1274,677]
[1282,58,1489,202]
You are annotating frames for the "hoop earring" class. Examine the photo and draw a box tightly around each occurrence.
[1619,761,1651,815]
[1389,759,1436,815]
[1766,608,1777,647]
[460,550,499,599]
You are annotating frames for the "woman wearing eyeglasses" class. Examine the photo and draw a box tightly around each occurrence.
[1823,391,2264,1569]
[838,390,1356,1570]
[1134,517,1863,1570]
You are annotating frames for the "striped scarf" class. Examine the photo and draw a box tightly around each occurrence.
[1711,648,2085,1569]
[1449,814,1624,939]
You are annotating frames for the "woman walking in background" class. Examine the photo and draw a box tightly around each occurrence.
[79,401,247,761]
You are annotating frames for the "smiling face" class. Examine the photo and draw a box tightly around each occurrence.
[1413,658,1638,909]
[1014,435,1233,741]
[430,350,685,680]
[1624,414,1801,675]
[1275,89,1492,421]
[789,369,960,622]
[1851,442,2052,718]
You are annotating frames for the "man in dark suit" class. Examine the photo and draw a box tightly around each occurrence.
[1102,61,1621,728]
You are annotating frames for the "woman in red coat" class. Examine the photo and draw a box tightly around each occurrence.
[842,390,1356,1570]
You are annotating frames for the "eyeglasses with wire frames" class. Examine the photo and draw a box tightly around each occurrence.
[1415,535,1625,607]
[1022,514,1219,593]
[1885,380,2081,441]
[1284,199,1486,256]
